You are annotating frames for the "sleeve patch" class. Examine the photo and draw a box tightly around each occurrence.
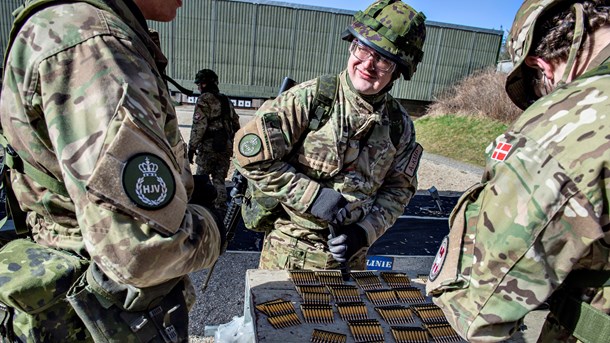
[238,133,262,157]
[122,153,176,210]
[405,143,423,177]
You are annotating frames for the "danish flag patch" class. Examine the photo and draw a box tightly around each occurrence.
[491,142,513,161]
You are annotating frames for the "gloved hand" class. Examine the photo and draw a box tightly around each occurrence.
[309,188,348,225]
[188,149,195,164]
[327,223,368,263]
[189,174,217,209]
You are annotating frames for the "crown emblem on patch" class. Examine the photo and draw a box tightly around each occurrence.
[139,158,159,176]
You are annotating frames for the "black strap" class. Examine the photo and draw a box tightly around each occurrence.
[563,269,610,288]
[550,291,610,343]
[309,74,338,131]
[0,302,15,342]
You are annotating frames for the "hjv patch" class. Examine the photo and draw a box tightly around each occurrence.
[122,153,175,210]
[238,133,262,157]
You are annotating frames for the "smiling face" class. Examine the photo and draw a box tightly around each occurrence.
[133,0,183,22]
[347,41,395,95]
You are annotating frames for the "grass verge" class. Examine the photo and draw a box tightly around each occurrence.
[414,115,508,167]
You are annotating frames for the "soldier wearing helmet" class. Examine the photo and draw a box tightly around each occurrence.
[188,69,241,216]
[426,1,610,342]
[233,0,425,270]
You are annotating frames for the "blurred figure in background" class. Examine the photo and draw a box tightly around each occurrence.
[188,69,241,216]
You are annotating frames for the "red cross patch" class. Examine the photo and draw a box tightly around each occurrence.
[429,236,448,282]
[491,142,512,161]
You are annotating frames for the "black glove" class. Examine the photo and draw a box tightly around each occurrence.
[188,149,195,164]
[189,174,217,208]
[327,223,368,263]
[309,188,348,225]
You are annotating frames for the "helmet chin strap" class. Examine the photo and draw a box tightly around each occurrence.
[558,3,585,86]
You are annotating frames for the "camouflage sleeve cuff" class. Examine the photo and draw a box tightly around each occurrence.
[354,220,376,245]
[296,179,321,214]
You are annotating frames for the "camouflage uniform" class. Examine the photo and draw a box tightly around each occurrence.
[0,0,221,341]
[189,91,240,215]
[233,70,422,270]
[426,1,610,342]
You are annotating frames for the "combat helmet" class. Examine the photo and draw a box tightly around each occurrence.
[341,0,426,80]
[506,0,586,109]
[194,69,218,84]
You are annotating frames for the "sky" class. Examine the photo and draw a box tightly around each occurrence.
[277,1,523,36]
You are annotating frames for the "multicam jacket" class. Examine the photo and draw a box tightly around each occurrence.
[0,0,221,288]
[233,70,422,245]
[426,58,610,341]
[188,91,240,158]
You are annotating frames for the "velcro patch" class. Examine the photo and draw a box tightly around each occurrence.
[238,133,262,157]
[429,235,448,282]
[491,142,512,161]
[405,143,423,177]
[122,153,176,210]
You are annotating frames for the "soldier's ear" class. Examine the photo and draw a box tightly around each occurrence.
[525,56,556,82]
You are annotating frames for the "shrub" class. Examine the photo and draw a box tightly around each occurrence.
[426,67,522,124]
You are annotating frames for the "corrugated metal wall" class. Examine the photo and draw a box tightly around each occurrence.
[1,0,21,65]
[0,0,502,102]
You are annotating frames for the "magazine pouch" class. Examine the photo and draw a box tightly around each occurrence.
[67,263,189,343]
[0,238,90,342]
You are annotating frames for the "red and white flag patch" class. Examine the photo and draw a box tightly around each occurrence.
[429,236,448,282]
[491,142,512,161]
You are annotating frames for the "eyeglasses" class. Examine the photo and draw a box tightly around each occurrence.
[349,40,396,72]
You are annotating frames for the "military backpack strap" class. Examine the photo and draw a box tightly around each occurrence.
[550,269,610,343]
[309,74,338,131]
[387,100,405,148]
[0,133,69,236]
[0,134,69,198]
[309,74,404,148]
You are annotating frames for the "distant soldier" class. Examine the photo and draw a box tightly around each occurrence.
[233,0,426,270]
[188,69,240,216]
[427,1,610,342]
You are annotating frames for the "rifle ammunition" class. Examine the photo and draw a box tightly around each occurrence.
[375,305,415,325]
[364,289,398,306]
[351,271,383,290]
[255,299,285,316]
[424,323,462,342]
[390,326,429,343]
[336,302,368,321]
[328,285,361,303]
[380,272,411,288]
[310,329,346,343]
[301,292,332,305]
[300,304,333,323]
[290,270,320,286]
[347,319,384,343]
[395,287,426,304]
[267,312,301,329]
[316,270,345,285]
[411,304,449,325]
